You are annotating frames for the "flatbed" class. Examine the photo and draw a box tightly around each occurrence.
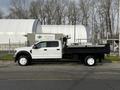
[64,44,110,54]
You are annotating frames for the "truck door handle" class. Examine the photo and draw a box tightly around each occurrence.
[57,49,60,51]
[44,49,47,51]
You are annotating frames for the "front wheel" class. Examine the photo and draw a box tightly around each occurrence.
[84,56,96,66]
[18,56,29,66]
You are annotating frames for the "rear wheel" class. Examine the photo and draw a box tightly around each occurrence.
[84,56,96,66]
[18,56,29,66]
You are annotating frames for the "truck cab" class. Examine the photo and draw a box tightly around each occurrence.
[31,40,62,59]
[14,40,62,66]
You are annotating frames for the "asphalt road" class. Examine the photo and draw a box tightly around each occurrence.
[0,61,120,90]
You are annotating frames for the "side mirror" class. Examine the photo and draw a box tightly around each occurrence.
[33,44,38,49]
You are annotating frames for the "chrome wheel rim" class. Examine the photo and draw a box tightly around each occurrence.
[19,57,27,65]
[87,58,95,65]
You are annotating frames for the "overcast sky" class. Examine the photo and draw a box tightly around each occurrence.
[0,0,10,15]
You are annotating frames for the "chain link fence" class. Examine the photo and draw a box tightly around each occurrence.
[0,43,25,51]
[0,43,26,58]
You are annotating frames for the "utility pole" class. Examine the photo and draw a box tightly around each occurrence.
[9,38,11,54]
[119,0,120,57]
[74,24,76,43]
[74,7,76,43]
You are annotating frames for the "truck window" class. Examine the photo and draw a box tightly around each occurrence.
[36,42,47,48]
[47,41,59,47]
[36,41,58,48]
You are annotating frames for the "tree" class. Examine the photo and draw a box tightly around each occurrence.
[97,0,113,38]
[66,1,79,25]
[78,0,92,26]
[8,0,29,19]
[0,9,4,19]
[44,0,58,24]
[53,0,66,25]
[29,0,46,24]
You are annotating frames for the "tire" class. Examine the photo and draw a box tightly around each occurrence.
[84,56,96,66]
[18,55,29,66]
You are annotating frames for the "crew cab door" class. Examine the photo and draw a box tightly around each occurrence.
[32,41,62,59]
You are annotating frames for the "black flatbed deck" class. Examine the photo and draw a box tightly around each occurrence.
[63,44,110,54]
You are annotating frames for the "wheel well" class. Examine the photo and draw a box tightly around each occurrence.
[15,51,32,62]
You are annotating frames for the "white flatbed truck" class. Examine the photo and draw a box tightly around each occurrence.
[14,40,110,66]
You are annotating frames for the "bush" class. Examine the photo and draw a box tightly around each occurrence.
[105,56,120,61]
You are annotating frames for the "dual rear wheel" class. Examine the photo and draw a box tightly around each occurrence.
[84,56,96,66]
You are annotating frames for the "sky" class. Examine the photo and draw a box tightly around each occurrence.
[0,0,10,15]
